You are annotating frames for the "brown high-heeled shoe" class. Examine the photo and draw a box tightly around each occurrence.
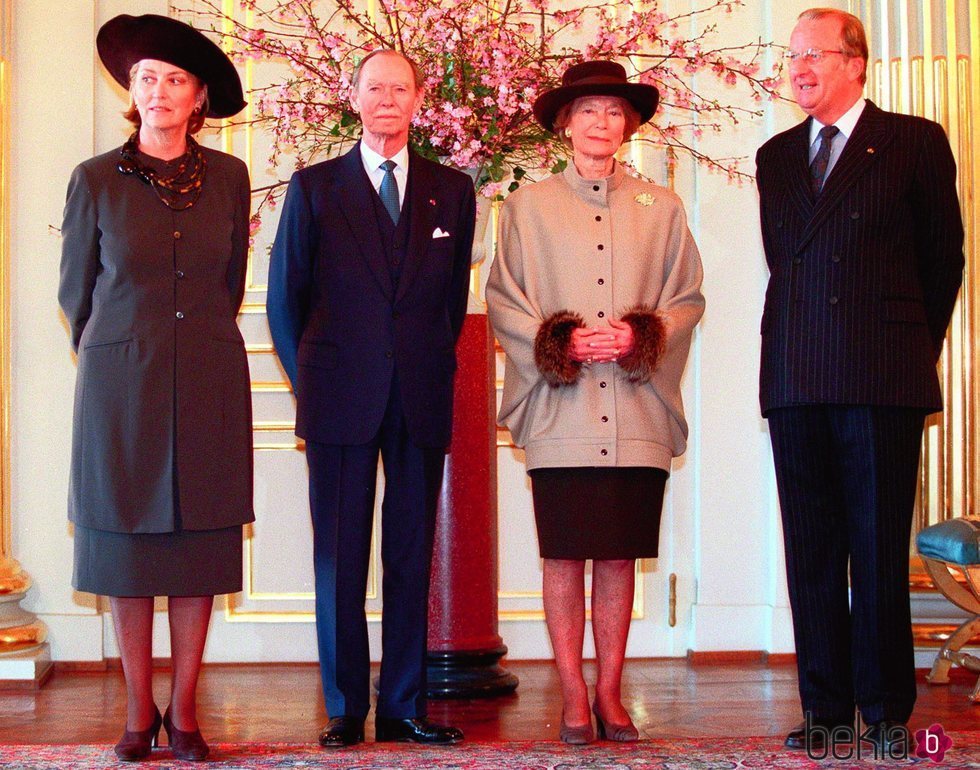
[114,707,162,761]
[592,703,640,742]
[163,707,210,761]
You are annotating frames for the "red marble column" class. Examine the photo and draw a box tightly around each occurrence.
[426,311,518,697]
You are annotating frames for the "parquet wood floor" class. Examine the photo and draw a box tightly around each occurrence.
[0,660,976,743]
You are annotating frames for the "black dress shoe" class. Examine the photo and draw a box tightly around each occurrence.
[163,708,209,761]
[784,719,850,751]
[318,716,365,748]
[114,708,162,761]
[862,721,909,755]
[375,717,464,744]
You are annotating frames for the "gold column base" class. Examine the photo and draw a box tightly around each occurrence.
[0,556,48,657]
[0,554,30,595]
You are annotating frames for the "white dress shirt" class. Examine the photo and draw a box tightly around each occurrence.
[359,141,409,210]
[808,97,866,181]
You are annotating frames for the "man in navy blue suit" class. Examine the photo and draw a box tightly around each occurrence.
[756,8,963,754]
[267,49,475,748]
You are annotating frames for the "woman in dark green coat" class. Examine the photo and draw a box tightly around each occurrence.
[58,14,253,762]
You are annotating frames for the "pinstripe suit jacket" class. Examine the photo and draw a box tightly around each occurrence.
[756,101,964,415]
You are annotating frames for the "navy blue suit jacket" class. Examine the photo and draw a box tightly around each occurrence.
[756,101,963,415]
[267,144,476,448]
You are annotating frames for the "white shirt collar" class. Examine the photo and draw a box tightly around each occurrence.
[359,140,410,175]
[809,97,866,146]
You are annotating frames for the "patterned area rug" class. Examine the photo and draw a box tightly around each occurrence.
[1,735,978,769]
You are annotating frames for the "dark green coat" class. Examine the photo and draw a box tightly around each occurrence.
[59,145,255,533]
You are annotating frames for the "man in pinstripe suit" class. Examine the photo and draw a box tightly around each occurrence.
[756,8,963,753]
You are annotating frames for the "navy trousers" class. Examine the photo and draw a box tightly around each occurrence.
[306,382,445,720]
[767,405,925,725]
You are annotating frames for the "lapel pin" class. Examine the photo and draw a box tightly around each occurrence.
[867,147,875,154]
[429,198,437,206]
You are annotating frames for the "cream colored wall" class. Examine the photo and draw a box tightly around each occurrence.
[12,0,102,662]
[10,0,834,663]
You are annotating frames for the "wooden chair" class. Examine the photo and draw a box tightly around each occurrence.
[915,517,980,702]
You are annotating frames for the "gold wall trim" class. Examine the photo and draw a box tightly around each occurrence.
[252,420,296,432]
[913,623,980,647]
[251,382,292,392]
[0,2,9,561]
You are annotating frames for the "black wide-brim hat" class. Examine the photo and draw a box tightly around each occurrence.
[97,14,246,119]
[533,60,659,133]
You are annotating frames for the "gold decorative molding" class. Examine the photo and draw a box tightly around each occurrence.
[0,1,9,565]
[913,623,980,648]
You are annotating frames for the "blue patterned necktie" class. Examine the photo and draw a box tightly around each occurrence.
[378,159,400,224]
[810,125,840,196]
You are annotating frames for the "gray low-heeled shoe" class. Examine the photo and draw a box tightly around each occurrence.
[592,703,640,742]
[559,715,595,745]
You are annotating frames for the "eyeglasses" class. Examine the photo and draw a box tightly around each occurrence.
[784,48,846,64]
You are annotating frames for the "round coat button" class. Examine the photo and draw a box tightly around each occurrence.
[174,231,181,239]
[597,311,605,318]
[599,381,607,388]
[600,449,608,456]
[597,278,604,285]
[829,296,839,305]
[176,311,184,319]
[831,255,841,263]
[793,257,802,264]
[175,270,185,279]
[595,215,602,222]
[601,416,609,422]
[385,350,393,358]
[592,185,600,191]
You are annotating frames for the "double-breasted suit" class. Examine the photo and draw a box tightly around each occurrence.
[267,143,475,720]
[756,101,963,724]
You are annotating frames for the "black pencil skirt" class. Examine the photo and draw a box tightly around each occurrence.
[528,466,668,560]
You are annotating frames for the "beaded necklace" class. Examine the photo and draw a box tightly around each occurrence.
[117,132,207,211]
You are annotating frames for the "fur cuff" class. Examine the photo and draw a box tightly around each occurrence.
[617,306,666,383]
[534,311,585,386]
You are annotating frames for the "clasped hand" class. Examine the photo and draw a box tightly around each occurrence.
[569,319,635,364]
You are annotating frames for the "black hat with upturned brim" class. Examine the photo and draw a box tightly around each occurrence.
[97,14,246,119]
[533,60,659,133]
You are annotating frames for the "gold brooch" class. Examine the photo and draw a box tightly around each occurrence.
[634,193,654,206]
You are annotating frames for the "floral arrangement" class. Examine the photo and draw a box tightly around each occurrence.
[182,0,782,224]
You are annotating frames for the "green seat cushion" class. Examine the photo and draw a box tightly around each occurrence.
[916,518,980,566]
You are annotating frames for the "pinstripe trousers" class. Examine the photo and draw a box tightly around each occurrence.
[767,405,924,725]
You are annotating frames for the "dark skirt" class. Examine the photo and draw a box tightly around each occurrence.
[529,466,668,560]
[73,524,243,597]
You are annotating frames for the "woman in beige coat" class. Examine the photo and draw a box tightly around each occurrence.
[486,61,704,744]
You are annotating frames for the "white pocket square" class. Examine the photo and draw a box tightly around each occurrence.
[432,227,451,239]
